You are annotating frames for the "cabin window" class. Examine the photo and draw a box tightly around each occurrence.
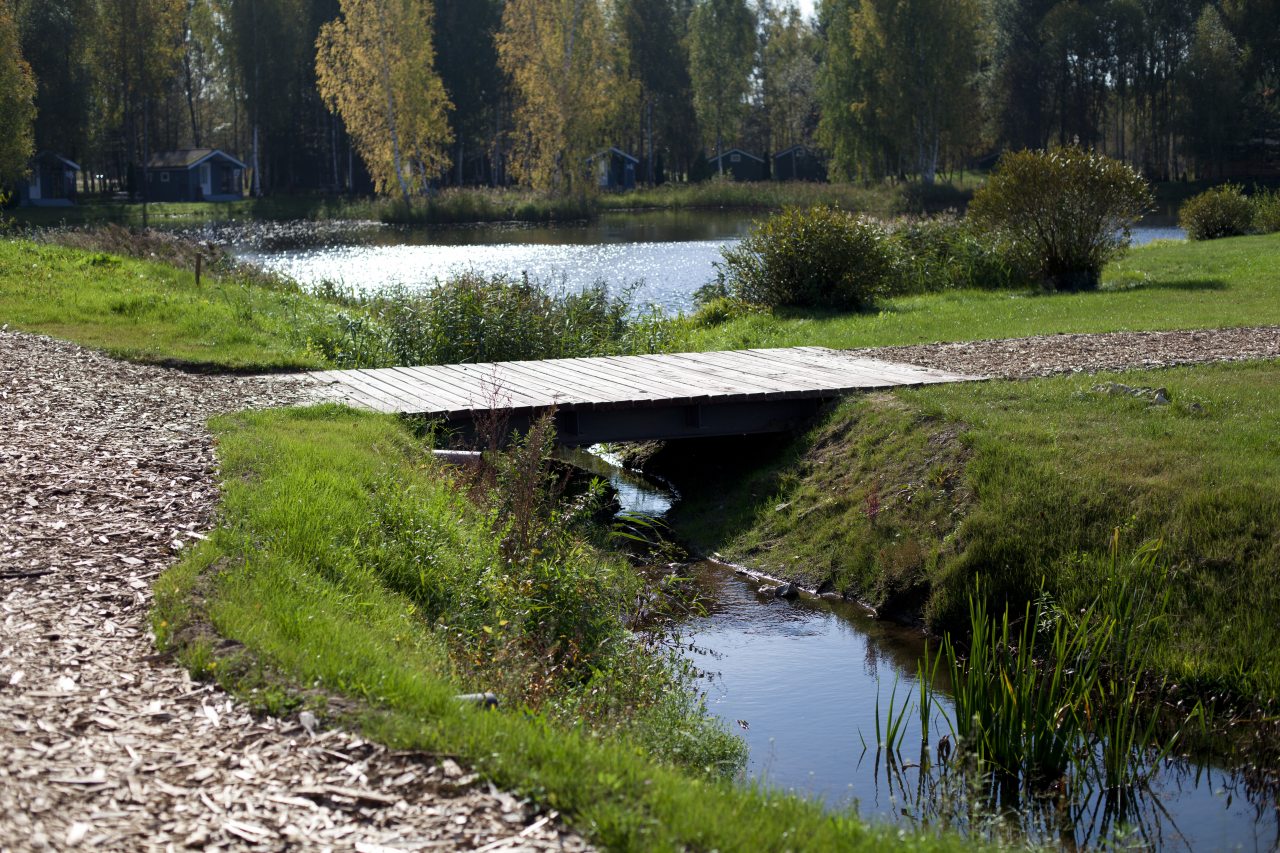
[796,149,806,158]
[730,153,741,163]
[200,163,210,185]
[160,172,170,183]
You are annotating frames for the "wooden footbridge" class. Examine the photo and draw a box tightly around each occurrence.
[294,347,979,446]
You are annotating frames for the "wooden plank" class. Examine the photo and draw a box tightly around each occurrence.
[733,349,910,388]
[747,348,938,387]
[430,364,563,411]
[383,367,484,412]
[354,370,450,412]
[315,377,400,413]
[485,360,615,407]
[396,364,537,412]
[525,356,703,405]
[662,351,827,396]
[636,353,805,399]
[493,359,662,409]
[354,369,449,412]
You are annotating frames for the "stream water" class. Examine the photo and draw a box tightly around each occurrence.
[230,211,1185,315]
[563,447,1280,851]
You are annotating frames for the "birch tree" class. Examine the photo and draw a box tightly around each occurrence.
[0,0,36,189]
[316,0,453,201]
[687,0,756,174]
[496,0,617,194]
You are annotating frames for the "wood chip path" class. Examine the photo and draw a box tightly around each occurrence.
[0,329,589,852]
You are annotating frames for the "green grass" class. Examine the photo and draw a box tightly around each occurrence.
[154,405,983,852]
[678,233,1280,351]
[0,239,350,370]
[672,361,1280,702]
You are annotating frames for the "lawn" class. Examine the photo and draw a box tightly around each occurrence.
[0,239,349,370]
[679,233,1280,351]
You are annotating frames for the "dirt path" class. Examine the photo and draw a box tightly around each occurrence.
[0,330,587,851]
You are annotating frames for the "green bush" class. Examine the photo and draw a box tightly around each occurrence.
[1179,184,1256,240]
[715,205,897,310]
[889,215,1032,293]
[341,273,676,367]
[968,147,1153,291]
[1253,188,1280,235]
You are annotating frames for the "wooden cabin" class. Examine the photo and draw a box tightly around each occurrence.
[708,148,767,182]
[773,145,827,182]
[145,149,246,202]
[589,147,639,190]
[18,153,80,207]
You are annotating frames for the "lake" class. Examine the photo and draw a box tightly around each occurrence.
[228,211,1186,315]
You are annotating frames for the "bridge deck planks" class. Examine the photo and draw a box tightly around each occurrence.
[294,347,979,420]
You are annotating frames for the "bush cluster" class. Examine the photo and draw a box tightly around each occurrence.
[890,214,1032,294]
[700,206,1032,317]
[713,205,897,311]
[308,273,677,368]
[968,147,1152,291]
[1179,184,1257,240]
[1249,188,1280,235]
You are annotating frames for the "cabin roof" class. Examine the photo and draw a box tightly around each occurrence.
[589,147,639,163]
[774,144,817,158]
[711,148,765,164]
[147,148,248,171]
[34,152,81,171]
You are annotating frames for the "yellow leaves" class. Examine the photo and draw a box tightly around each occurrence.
[0,0,36,184]
[316,0,454,198]
[497,0,617,194]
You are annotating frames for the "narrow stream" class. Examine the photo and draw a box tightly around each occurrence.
[565,446,1280,851]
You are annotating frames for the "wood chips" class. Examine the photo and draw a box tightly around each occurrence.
[0,329,589,851]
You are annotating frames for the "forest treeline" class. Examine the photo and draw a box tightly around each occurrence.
[1,0,1276,199]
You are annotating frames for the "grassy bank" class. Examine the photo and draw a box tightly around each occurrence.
[672,360,1280,702]
[678,232,1280,351]
[0,236,675,371]
[154,405,980,852]
[0,238,344,370]
[8,178,971,229]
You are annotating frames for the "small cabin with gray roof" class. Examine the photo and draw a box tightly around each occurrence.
[588,147,639,190]
[145,149,246,202]
[18,153,80,206]
[707,148,767,182]
[773,145,827,182]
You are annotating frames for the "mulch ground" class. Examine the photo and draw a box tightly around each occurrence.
[0,329,588,851]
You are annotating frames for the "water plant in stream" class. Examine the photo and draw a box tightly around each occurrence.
[867,536,1205,844]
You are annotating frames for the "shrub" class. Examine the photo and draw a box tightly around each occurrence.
[1179,184,1256,240]
[715,205,896,311]
[968,147,1153,291]
[1253,188,1280,235]
[889,214,1033,293]
[365,273,673,366]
